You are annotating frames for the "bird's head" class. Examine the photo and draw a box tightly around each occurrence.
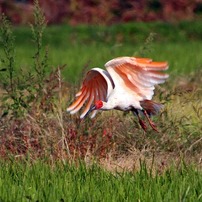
[94,100,104,109]
[94,100,115,111]
[82,100,104,119]
[89,100,104,113]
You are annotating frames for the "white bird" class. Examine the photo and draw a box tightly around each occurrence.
[67,56,169,132]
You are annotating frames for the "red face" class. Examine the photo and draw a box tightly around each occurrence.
[95,100,103,109]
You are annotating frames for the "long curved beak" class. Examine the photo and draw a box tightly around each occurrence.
[82,105,96,119]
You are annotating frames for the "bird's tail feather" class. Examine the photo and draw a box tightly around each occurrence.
[140,100,163,116]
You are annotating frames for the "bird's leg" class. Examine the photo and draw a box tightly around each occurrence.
[142,110,159,132]
[132,109,147,132]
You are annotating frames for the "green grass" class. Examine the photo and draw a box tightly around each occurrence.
[8,21,202,83]
[15,40,202,83]
[0,160,201,202]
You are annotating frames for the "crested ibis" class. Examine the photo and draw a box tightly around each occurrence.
[67,57,169,132]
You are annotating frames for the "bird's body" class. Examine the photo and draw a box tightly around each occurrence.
[67,56,169,131]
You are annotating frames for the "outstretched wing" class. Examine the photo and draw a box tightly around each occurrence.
[67,68,114,119]
[105,57,169,101]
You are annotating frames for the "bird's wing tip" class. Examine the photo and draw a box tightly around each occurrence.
[80,114,85,119]
[66,107,72,112]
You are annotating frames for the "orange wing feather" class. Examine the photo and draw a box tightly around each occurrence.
[67,69,111,118]
[105,57,169,101]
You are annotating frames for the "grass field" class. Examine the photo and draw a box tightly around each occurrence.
[0,21,202,201]
[0,160,202,201]
[12,22,202,82]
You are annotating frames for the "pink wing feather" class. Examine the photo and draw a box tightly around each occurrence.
[105,57,169,101]
[67,68,114,119]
